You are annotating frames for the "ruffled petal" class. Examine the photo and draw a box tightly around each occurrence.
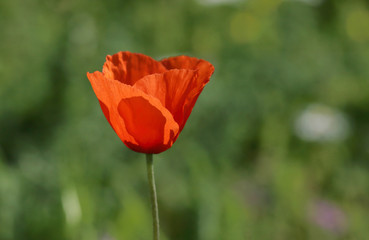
[103,51,167,86]
[87,71,179,153]
[134,69,207,131]
[160,56,214,86]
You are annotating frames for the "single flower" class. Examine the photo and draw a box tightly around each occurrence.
[87,51,214,154]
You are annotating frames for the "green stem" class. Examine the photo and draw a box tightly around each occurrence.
[146,153,160,240]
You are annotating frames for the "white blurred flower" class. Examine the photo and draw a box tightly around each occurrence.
[290,0,324,6]
[197,0,324,6]
[196,0,241,6]
[294,104,350,142]
[62,187,81,226]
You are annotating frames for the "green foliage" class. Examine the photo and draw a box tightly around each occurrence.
[1,0,369,239]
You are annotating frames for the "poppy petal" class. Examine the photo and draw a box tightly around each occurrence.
[103,51,167,86]
[87,71,137,144]
[99,100,112,127]
[118,96,179,153]
[87,71,179,153]
[160,56,214,86]
[134,69,207,131]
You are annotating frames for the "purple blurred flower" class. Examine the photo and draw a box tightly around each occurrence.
[100,233,115,240]
[309,199,348,235]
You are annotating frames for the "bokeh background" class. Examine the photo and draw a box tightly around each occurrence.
[1,0,369,239]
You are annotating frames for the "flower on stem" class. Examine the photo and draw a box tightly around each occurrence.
[87,51,214,154]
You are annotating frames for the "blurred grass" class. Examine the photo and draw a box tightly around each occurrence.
[1,0,369,239]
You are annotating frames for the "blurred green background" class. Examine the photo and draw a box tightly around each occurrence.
[1,0,369,239]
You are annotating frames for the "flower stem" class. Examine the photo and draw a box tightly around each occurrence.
[146,153,160,240]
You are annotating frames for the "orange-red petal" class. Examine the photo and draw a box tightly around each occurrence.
[103,51,167,86]
[160,55,214,84]
[87,71,179,153]
[160,57,214,129]
[133,69,207,131]
[118,96,178,153]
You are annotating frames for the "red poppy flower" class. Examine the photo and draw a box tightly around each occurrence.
[87,51,214,154]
